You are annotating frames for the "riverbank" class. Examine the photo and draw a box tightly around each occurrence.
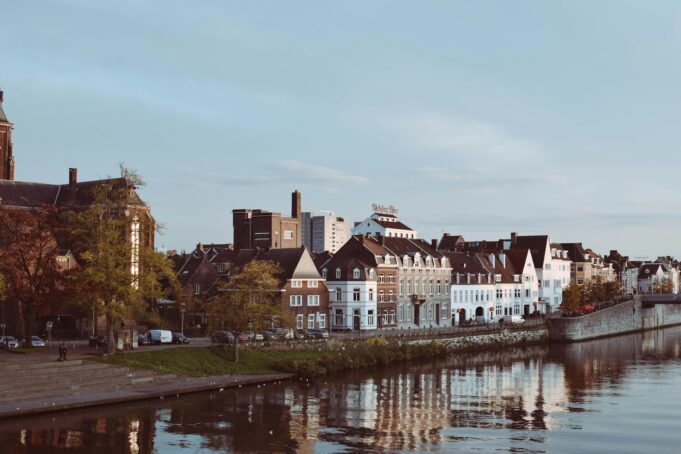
[0,323,548,419]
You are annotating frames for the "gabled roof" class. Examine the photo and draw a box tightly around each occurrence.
[505,249,532,272]
[512,235,549,267]
[560,243,588,262]
[212,246,320,281]
[437,234,464,252]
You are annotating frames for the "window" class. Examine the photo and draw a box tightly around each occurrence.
[336,288,342,301]
[514,288,521,298]
[322,269,327,279]
[308,280,318,288]
[284,230,294,240]
[217,264,225,273]
[318,314,326,329]
[496,289,502,299]
[289,295,303,306]
[194,284,201,295]
[336,268,341,279]
[291,280,302,288]
[399,280,404,295]
[353,268,361,279]
[379,273,384,283]
[369,269,375,279]
[437,280,441,294]
[307,295,320,306]
[445,281,449,294]
[495,275,501,283]
[389,290,394,302]
[369,289,374,301]
[296,314,304,329]
[308,314,315,329]
[335,309,343,326]
[496,305,502,316]
[525,289,530,298]
[368,310,374,326]
[389,273,395,283]
[379,290,385,302]
[353,288,360,301]
[390,310,396,324]
[543,280,550,288]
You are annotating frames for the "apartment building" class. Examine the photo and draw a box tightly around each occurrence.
[302,211,349,254]
[232,190,302,250]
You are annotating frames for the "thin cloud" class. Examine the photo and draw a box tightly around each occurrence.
[383,113,543,160]
[277,160,368,184]
[413,167,561,187]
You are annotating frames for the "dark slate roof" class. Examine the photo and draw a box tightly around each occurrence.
[442,252,485,275]
[437,234,464,251]
[505,249,531,271]
[512,235,549,267]
[324,236,382,279]
[373,219,414,231]
[561,243,588,262]
[212,247,308,281]
[0,178,147,209]
[381,237,442,258]
[639,263,667,276]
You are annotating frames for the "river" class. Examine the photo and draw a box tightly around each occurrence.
[2,326,681,453]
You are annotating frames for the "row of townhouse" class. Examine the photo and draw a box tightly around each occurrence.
[170,244,330,333]
[319,233,451,331]
[605,251,680,294]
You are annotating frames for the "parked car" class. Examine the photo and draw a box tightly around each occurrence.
[0,336,19,349]
[172,333,190,344]
[293,329,306,340]
[304,329,329,339]
[148,329,173,345]
[23,336,46,348]
[211,330,235,344]
[137,333,151,346]
[264,329,285,341]
[89,335,108,347]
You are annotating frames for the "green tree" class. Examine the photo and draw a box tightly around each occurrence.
[73,165,174,353]
[206,260,287,363]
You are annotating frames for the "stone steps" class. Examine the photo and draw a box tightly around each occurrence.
[0,359,182,405]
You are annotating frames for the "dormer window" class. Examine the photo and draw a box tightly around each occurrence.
[514,275,520,282]
[336,268,341,279]
[495,275,501,283]
[217,264,225,273]
[368,268,375,279]
[353,268,361,279]
[322,268,328,279]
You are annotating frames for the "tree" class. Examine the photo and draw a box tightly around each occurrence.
[72,165,169,353]
[206,260,286,363]
[562,284,582,314]
[0,207,71,344]
[652,277,673,294]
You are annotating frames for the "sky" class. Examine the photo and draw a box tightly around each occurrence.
[2,0,681,258]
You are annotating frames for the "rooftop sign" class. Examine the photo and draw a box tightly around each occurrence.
[372,203,398,215]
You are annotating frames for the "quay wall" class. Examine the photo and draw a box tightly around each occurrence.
[548,296,681,342]
[404,324,548,350]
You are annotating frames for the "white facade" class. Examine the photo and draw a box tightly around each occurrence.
[329,278,378,331]
[537,243,571,313]
[395,252,451,328]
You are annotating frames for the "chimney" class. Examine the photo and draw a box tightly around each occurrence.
[431,239,438,250]
[291,190,301,219]
[197,243,204,252]
[69,168,77,190]
[510,232,517,245]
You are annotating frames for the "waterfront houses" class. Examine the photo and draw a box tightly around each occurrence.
[351,212,417,239]
[446,249,539,324]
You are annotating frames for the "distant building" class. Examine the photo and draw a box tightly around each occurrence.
[232,190,302,250]
[351,212,417,239]
[0,90,15,181]
[301,211,349,253]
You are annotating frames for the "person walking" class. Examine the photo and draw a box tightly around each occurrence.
[58,341,68,361]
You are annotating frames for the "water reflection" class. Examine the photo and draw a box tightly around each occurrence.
[2,327,681,453]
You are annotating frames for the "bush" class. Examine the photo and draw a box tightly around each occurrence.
[366,336,389,346]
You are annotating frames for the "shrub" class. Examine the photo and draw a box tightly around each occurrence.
[366,336,389,346]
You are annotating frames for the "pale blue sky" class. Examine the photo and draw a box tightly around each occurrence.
[2,0,681,258]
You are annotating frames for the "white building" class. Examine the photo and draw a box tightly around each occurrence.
[638,263,679,294]
[448,250,539,324]
[352,212,417,239]
[302,211,349,254]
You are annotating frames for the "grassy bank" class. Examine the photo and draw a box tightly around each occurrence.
[95,342,450,378]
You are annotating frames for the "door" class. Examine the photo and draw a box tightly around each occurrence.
[524,305,530,316]
[414,304,420,326]
[435,304,440,325]
[353,309,360,331]
[459,309,466,324]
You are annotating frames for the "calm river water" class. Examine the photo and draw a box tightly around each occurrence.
[2,327,681,453]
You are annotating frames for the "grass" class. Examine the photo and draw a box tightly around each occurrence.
[94,342,451,378]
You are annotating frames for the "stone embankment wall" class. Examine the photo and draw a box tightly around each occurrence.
[641,300,681,330]
[405,324,548,351]
[242,323,549,353]
[547,298,641,342]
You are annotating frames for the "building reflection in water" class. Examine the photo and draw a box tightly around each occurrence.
[3,326,681,453]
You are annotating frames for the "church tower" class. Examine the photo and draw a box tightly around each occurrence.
[0,90,15,180]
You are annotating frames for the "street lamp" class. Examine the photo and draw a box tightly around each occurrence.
[181,302,186,337]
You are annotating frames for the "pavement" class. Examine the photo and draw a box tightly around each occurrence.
[0,337,292,419]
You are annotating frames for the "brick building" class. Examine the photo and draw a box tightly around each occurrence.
[232,190,302,250]
[0,90,15,181]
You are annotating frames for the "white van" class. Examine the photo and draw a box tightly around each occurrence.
[148,329,172,345]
